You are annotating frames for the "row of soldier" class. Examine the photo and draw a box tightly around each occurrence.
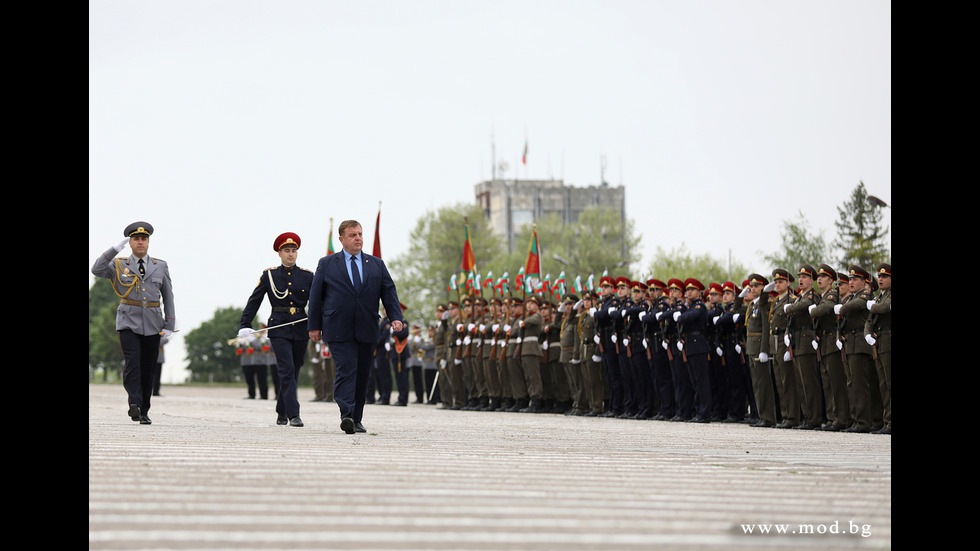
[428,262,892,434]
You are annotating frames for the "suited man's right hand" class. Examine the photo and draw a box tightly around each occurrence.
[309,330,322,342]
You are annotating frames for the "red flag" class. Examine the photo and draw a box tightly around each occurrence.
[372,205,381,258]
[524,227,540,281]
[522,139,528,165]
[461,223,476,273]
[326,218,335,255]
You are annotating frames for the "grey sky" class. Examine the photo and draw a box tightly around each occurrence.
[89,0,891,382]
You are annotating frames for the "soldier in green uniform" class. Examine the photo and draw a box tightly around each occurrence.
[742,274,777,427]
[542,301,568,413]
[505,297,530,411]
[519,295,546,413]
[490,297,512,411]
[768,269,799,428]
[865,263,891,434]
[577,292,604,416]
[808,265,850,430]
[446,300,466,410]
[836,265,875,432]
[480,297,502,411]
[559,295,584,415]
[785,264,823,429]
[433,304,451,408]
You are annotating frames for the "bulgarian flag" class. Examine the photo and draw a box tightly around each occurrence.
[466,269,476,291]
[326,218,335,255]
[522,139,528,165]
[586,273,595,291]
[572,275,584,294]
[495,271,509,295]
[515,265,525,291]
[552,270,566,295]
[461,223,476,273]
[483,270,494,290]
[448,272,458,292]
[523,227,540,293]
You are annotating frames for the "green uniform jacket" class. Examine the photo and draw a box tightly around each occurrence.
[864,288,891,354]
[785,288,818,357]
[744,293,771,357]
[520,312,544,357]
[840,289,873,355]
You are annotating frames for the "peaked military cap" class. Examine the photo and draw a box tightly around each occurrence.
[684,278,705,292]
[848,265,870,283]
[667,278,685,291]
[771,268,794,283]
[124,221,153,237]
[876,263,892,277]
[798,264,817,279]
[646,278,667,291]
[816,264,837,280]
[273,232,301,251]
[746,273,769,286]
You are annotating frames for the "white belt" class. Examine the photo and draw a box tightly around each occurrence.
[522,336,538,342]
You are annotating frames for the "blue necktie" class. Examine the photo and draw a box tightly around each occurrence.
[350,255,361,293]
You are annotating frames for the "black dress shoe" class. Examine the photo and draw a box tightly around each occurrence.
[289,417,304,427]
[689,416,710,423]
[354,422,366,433]
[750,421,773,428]
[872,426,891,434]
[393,401,407,407]
[340,417,355,434]
[844,426,870,433]
[139,415,151,425]
[775,422,794,429]
[277,415,288,425]
[128,404,141,421]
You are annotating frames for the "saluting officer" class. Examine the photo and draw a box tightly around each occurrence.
[768,269,799,429]
[865,263,891,434]
[809,264,850,431]
[577,291,605,416]
[519,295,546,413]
[835,265,875,433]
[785,264,823,429]
[239,233,313,427]
[742,274,777,427]
[92,221,176,424]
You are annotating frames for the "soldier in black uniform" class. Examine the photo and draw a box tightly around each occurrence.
[663,279,695,421]
[675,279,712,423]
[705,283,728,421]
[239,233,313,427]
[593,276,625,416]
[716,282,748,422]
[643,279,675,421]
[622,281,654,419]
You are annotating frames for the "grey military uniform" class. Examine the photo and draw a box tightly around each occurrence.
[92,247,176,335]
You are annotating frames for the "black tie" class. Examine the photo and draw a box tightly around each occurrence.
[138,258,145,278]
[350,255,360,293]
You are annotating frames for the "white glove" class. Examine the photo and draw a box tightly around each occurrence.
[865,334,876,346]
[504,324,511,332]
[808,304,816,315]
[238,328,252,339]
[454,359,463,365]
[676,341,684,351]
[712,316,719,325]
[384,342,391,351]
[161,329,173,338]
[763,282,776,293]
[759,352,769,362]
[661,340,668,350]
[492,324,499,332]
[622,338,629,347]
[783,304,790,313]
[439,359,447,368]
[784,334,791,347]
[733,313,740,323]
[810,339,818,350]
[642,338,648,349]
[716,347,723,357]
[456,324,464,332]
[467,323,475,332]
[866,300,877,311]
[542,341,549,350]
[455,339,461,346]
[638,311,646,321]
[611,334,617,343]
[574,300,583,310]
[738,287,749,298]
[783,351,792,362]
[836,339,843,350]
[593,334,600,344]
[114,238,130,252]
[499,340,506,348]
[591,354,602,362]
[608,306,616,314]
[463,336,471,345]
[519,320,524,328]
[833,304,843,315]
[620,309,627,318]
[516,337,522,343]
[589,307,596,316]
[413,335,421,344]
[490,339,496,347]
[735,344,742,353]
[441,311,449,321]
[655,312,663,321]
[672,311,681,322]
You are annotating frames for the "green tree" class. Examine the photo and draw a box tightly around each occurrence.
[833,180,890,269]
[89,278,124,381]
[762,210,831,273]
[532,207,642,281]
[645,243,749,286]
[184,306,251,383]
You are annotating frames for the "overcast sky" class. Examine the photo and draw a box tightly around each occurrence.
[89,0,891,383]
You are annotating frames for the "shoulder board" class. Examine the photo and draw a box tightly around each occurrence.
[266,266,279,271]
[297,266,313,272]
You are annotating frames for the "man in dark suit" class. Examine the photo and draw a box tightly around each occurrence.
[308,219,405,434]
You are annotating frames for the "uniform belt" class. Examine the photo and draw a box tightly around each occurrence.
[120,298,159,308]
[522,336,538,342]
[272,307,306,315]
[747,331,763,337]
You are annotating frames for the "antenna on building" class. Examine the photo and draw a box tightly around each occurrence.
[600,153,608,185]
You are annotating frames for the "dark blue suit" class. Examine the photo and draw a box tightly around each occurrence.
[308,250,403,423]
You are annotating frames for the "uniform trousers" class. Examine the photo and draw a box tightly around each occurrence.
[685,352,712,420]
[118,329,160,415]
[329,340,376,423]
[374,350,393,404]
[507,352,528,402]
[844,352,874,430]
[651,346,675,418]
[601,347,624,414]
[669,349,695,419]
[820,348,850,428]
[521,355,544,400]
[723,349,746,420]
[270,337,306,419]
[794,352,823,427]
[244,364,269,399]
[748,357,777,425]
[617,349,635,414]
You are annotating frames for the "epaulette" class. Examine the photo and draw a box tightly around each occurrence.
[297,266,313,272]
[266,266,279,271]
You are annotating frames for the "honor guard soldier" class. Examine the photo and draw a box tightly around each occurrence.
[92,221,176,424]
[577,291,605,416]
[742,274,777,427]
[663,279,695,421]
[433,304,452,408]
[675,279,712,423]
[505,297,530,411]
[705,283,728,420]
[239,233,313,427]
[623,281,654,419]
[642,279,675,420]
[835,265,875,432]
[865,263,891,434]
[519,295,546,413]
[446,300,466,409]
[607,277,636,417]
[768,269,799,429]
[559,295,586,415]
[593,276,625,416]
[808,264,850,431]
[785,264,823,429]
[716,282,748,422]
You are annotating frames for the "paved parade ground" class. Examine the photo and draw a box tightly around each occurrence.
[89,384,891,550]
